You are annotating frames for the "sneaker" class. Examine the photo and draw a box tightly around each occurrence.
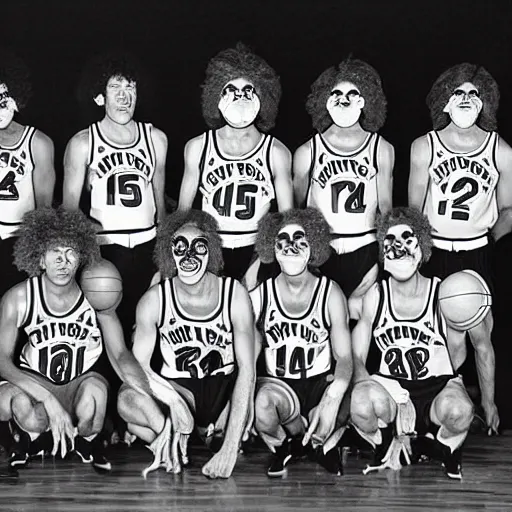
[267,438,292,478]
[75,436,93,463]
[363,425,394,474]
[290,435,308,460]
[314,445,343,475]
[442,447,462,480]
[29,431,53,458]
[75,436,112,472]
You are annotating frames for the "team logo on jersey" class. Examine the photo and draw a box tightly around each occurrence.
[94,148,152,179]
[313,156,376,189]
[0,149,29,178]
[161,323,232,350]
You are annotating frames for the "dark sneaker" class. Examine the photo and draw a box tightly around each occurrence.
[363,425,394,474]
[442,447,462,480]
[75,436,112,472]
[267,438,292,478]
[290,434,308,460]
[75,436,93,463]
[314,445,343,475]
[29,431,53,458]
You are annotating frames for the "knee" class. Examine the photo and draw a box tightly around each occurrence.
[436,397,474,433]
[76,376,109,406]
[350,384,391,432]
[255,389,277,418]
[11,392,34,419]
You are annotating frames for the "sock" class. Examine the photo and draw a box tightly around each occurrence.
[436,426,467,454]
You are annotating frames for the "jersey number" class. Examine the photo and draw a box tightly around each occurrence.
[384,347,430,380]
[175,346,225,378]
[0,171,19,201]
[38,344,86,384]
[275,345,316,379]
[437,177,479,221]
[106,173,142,208]
[331,181,366,214]
[212,183,258,220]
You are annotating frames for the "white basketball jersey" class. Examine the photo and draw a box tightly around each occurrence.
[373,277,454,381]
[19,276,103,385]
[199,130,276,248]
[307,133,380,240]
[158,276,236,379]
[258,276,332,380]
[423,131,499,243]
[87,122,157,247]
[0,127,36,239]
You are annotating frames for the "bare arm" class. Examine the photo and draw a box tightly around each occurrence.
[352,283,380,383]
[270,139,293,211]
[376,136,394,215]
[62,130,89,210]
[492,137,512,242]
[151,127,168,224]
[32,130,56,207]
[408,135,431,210]
[292,140,313,208]
[177,135,205,211]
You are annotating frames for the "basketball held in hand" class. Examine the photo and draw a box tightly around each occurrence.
[438,270,492,331]
[80,259,123,312]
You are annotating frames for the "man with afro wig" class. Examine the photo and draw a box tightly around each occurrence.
[250,207,352,477]
[294,58,394,320]
[178,43,293,282]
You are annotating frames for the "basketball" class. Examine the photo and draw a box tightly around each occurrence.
[438,270,492,331]
[80,258,123,312]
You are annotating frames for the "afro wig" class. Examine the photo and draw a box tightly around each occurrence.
[426,63,499,131]
[154,209,224,279]
[201,42,281,132]
[0,48,32,111]
[306,58,387,133]
[376,207,433,266]
[14,207,100,277]
[255,207,331,268]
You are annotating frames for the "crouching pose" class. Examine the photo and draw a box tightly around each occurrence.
[250,208,352,477]
[0,208,149,474]
[350,207,477,480]
[117,210,255,479]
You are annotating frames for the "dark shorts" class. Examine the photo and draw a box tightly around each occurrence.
[421,244,494,295]
[222,245,255,281]
[171,374,235,428]
[0,236,26,298]
[281,372,331,419]
[320,241,378,298]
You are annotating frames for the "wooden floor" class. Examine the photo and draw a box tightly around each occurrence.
[0,432,511,512]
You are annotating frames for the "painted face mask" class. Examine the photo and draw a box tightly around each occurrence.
[443,82,483,129]
[0,84,18,129]
[326,81,365,128]
[218,78,261,128]
[383,224,422,281]
[172,230,209,285]
[275,223,311,276]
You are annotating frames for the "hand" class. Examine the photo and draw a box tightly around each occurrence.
[42,395,75,458]
[303,394,340,447]
[482,400,500,436]
[202,446,238,479]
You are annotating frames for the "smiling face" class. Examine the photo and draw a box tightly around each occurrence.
[41,245,80,287]
[443,81,482,129]
[171,223,209,285]
[383,224,422,282]
[326,81,365,128]
[218,77,261,129]
[275,223,311,277]
[95,75,137,125]
[0,83,18,129]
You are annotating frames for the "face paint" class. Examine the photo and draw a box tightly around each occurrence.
[101,75,137,125]
[326,81,365,128]
[443,82,483,129]
[383,224,422,281]
[0,83,18,129]
[275,223,310,276]
[172,225,209,285]
[218,78,261,129]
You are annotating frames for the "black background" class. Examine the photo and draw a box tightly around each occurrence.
[2,0,512,425]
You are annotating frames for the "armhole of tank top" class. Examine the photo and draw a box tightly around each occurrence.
[371,280,385,333]
[257,281,269,337]
[87,124,96,167]
[157,280,166,329]
[26,127,36,170]
[372,133,380,174]
[304,137,317,204]
[142,123,156,168]
[20,277,35,329]
[223,277,234,333]
[491,131,499,172]
[321,277,332,329]
[431,277,447,339]
[427,132,435,169]
[198,132,210,177]
[265,135,275,183]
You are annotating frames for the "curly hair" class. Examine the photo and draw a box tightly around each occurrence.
[306,58,387,133]
[255,208,331,268]
[77,50,150,105]
[376,207,433,266]
[154,210,224,279]
[14,208,100,277]
[0,48,32,111]
[426,63,499,131]
[201,42,281,132]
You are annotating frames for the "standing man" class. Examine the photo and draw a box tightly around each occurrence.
[294,58,394,319]
[408,63,508,434]
[178,43,293,282]
[250,208,352,477]
[0,208,151,473]
[0,49,56,297]
[62,51,168,345]
[118,210,255,479]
